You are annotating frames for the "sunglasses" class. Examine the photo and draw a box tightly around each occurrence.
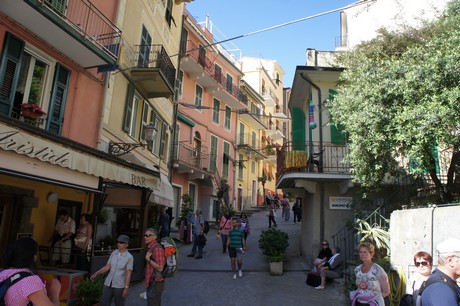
[415,261,429,267]
[322,243,329,246]
[144,233,154,237]
[117,241,126,244]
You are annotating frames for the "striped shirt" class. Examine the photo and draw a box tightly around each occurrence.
[0,268,45,306]
[229,229,244,249]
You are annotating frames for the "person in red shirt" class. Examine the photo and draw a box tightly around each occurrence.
[144,228,165,306]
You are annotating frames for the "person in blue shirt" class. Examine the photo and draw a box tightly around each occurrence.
[421,237,460,306]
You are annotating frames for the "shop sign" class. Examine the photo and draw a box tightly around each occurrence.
[0,124,158,189]
[329,196,352,210]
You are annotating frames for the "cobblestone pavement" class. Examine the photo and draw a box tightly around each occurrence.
[123,209,349,306]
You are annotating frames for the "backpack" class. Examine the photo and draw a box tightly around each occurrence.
[203,221,210,234]
[414,275,460,306]
[152,238,178,278]
[0,271,32,306]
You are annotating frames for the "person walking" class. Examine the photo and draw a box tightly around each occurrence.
[227,218,246,279]
[158,207,170,239]
[74,213,92,271]
[144,228,165,306]
[90,235,133,306]
[282,194,291,222]
[268,200,277,228]
[292,197,302,223]
[218,209,232,253]
[0,237,61,306]
[239,212,250,241]
[187,208,205,259]
[421,237,460,306]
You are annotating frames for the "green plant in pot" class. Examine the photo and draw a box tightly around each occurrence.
[258,228,289,275]
[76,275,104,306]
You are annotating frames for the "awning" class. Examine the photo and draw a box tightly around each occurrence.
[148,173,174,207]
[0,123,160,189]
[178,114,195,127]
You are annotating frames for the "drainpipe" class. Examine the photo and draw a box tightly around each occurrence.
[300,72,325,239]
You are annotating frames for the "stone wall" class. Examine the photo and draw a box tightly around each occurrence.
[390,205,460,278]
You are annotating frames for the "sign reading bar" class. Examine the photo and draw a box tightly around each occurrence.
[329,196,352,210]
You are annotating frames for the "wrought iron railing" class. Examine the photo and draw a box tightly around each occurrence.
[40,0,122,60]
[134,44,176,89]
[182,40,245,101]
[276,141,351,181]
[173,142,212,173]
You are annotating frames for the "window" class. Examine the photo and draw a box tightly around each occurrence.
[123,84,140,138]
[194,84,202,108]
[165,0,173,27]
[224,106,231,129]
[252,131,257,148]
[251,161,256,174]
[210,135,218,172]
[214,64,222,83]
[0,33,69,134]
[239,123,245,144]
[223,141,230,178]
[238,153,244,180]
[198,45,206,67]
[138,26,152,68]
[226,73,233,93]
[212,98,220,124]
[175,70,183,98]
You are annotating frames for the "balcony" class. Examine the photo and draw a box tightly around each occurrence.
[0,0,122,67]
[261,88,276,108]
[180,40,244,110]
[238,109,269,130]
[237,133,266,160]
[172,142,214,181]
[276,141,352,188]
[121,43,176,98]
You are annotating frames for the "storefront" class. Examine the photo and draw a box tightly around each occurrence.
[0,120,169,285]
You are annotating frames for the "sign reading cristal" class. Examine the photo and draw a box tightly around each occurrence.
[329,196,352,210]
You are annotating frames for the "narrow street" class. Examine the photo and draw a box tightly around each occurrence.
[124,209,348,306]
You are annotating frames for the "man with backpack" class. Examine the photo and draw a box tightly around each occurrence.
[421,237,460,306]
[144,228,165,306]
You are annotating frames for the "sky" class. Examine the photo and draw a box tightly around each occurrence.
[185,0,359,87]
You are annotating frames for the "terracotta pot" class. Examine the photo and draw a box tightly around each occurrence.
[21,109,40,120]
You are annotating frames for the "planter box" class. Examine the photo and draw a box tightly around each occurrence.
[269,261,283,275]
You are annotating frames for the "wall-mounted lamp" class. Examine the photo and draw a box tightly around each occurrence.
[47,192,58,203]
[109,123,157,156]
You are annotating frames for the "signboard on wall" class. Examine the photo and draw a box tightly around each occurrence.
[329,196,352,210]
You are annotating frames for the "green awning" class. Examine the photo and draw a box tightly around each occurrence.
[178,114,195,127]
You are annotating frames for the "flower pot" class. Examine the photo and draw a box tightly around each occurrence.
[269,261,283,275]
[21,109,40,120]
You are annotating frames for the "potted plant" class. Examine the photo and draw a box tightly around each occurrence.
[20,103,47,120]
[258,228,289,275]
[76,275,104,306]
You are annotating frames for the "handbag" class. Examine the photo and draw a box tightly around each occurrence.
[306,272,321,287]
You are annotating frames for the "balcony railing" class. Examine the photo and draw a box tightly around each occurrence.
[41,0,122,60]
[135,44,176,89]
[276,141,351,181]
[182,40,242,101]
[173,142,213,173]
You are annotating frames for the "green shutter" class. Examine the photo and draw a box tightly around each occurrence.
[0,33,24,116]
[291,107,305,150]
[329,89,347,145]
[123,84,135,132]
[47,64,70,135]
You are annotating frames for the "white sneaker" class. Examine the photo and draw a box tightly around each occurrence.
[233,274,237,279]
[315,285,325,290]
[238,270,243,277]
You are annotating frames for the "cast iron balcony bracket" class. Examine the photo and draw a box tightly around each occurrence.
[108,142,146,156]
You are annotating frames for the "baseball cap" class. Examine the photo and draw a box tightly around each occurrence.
[436,237,460,253]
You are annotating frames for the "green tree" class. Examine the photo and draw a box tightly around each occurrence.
[330,0,460,203]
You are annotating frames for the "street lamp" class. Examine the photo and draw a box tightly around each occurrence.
[108,122,157,156]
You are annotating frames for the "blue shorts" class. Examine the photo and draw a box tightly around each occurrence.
[229,247,243,258]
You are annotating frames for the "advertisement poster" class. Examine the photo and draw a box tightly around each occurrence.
[329,196,352,210]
